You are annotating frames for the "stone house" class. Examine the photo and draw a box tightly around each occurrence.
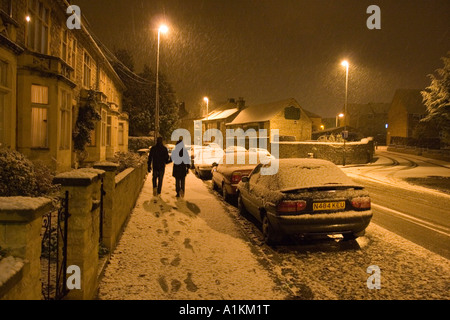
[202,97,245,143]
[386,89,426,145]
[346,103,389,144]
[226,98,312,149]
[0,0,129,172]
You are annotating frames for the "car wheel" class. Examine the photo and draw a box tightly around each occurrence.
[262,214,281,245]
[222,183,229,202]
[237,192,248,215]
[212,179,218,191]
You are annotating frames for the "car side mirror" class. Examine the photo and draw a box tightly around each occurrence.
[241,176,249,183]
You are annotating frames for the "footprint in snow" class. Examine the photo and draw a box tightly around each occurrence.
[158,276,169,293]
[184,238,194,251]
[184,273,198,292]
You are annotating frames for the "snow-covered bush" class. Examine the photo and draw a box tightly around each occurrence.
[0,149,37,197]
[113,151,147,173]
[128,136,154,152]
[0,149,58,197]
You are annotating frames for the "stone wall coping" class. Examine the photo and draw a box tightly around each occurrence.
[115,167,135,186]
[93,161,120,172]
[0,197,52,222]
[53,168,105,186]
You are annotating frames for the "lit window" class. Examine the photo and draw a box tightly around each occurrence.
[31,85,48,104]
[31,107,48,148]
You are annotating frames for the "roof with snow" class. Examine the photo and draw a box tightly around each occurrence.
[227,98,307,125]
[202,108,239,121]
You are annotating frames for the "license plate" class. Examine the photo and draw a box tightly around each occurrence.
[313,201,345,211]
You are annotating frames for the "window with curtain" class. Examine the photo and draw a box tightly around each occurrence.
[106,115,112,146]
[31,84,49,148]
[101,110,107,146]
[27,0,50,54]
[118,122,124,146]
[59,90,72,150]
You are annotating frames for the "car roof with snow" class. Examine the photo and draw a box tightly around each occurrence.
[256,158,360,191]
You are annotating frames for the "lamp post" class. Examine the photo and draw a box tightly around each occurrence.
[203,97,209,141]
[341,60,349,166]
[154,24,168,144]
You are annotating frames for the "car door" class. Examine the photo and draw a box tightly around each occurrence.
[243,164,263,218]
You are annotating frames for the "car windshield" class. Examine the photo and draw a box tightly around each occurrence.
[257,159,355,191]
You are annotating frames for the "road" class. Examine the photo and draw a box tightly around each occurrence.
[340,148,450,259]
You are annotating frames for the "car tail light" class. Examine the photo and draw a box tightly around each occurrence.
[231,171,251,184]
[277,200,307,214]
[351,197,371,209]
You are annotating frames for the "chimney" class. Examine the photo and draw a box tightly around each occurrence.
[237,97,245,110]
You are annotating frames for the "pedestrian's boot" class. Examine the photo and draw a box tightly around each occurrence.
[153,188,157,196]
[180,190,185,198]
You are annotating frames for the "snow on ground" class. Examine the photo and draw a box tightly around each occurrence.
[0,256,25,287]
[97,165,287,300]
[341,147,450,198]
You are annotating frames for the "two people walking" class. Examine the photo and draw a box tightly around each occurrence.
[148,137,190,198]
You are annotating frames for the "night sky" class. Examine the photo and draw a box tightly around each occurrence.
[72,0,450,118]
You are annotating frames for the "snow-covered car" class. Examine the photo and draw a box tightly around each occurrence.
[193,148,223,180]
[248,147,276,162]
[211,151,260,202]
[225,146,247,153]
[237,158,372,245]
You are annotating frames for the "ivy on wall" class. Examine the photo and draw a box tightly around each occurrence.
[72,90,101,152]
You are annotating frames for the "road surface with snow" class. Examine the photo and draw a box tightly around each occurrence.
[98,159,449,300]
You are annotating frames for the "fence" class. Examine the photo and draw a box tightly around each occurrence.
[0,161,147,300]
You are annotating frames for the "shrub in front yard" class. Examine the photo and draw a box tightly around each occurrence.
[113,151,147,172]
[128,136,154,152]
[0,148,37,197]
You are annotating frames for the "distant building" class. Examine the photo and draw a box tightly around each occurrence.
[303,109,323,132]
[202,97,245,142]
[386,89,426,145]
[0,0,129,172]
[226,98,312,149]
[346,103,389,145]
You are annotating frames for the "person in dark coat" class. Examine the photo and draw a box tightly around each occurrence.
[148,137,171,196]
[171,138,190,198]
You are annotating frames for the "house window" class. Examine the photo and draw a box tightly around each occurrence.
[69,38,77,75]
[83,51,92,88]
[118,122,124,146]
[0,93,5,146]
[59,90,72,150]
[31,85,49,148]
[0,60,10,147]
[61,30,68,62]
[27,0,50,55]
[106,116,112,146]
[101,110,107,146]
[0,60,7,87]
[284,106,301,120]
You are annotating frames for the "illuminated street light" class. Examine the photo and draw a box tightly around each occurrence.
[154,24,169,143]
[26,15,31,22]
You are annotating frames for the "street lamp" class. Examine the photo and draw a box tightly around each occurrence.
[203,97,209,141]
[341,60,349,166]
[154,24,169,144]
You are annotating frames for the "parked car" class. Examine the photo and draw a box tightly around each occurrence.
[224,146,247,153]
[248,147,276,162]
[193,147,223,180]
[237,158,372,245]
[166,144,176,157]
[211,151,260,202]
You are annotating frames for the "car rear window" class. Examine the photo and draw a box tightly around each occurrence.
[259,159,354,191]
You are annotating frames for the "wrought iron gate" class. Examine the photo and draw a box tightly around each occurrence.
[41,191,70,300]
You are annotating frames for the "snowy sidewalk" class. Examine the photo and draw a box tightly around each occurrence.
[97,164,287,300]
